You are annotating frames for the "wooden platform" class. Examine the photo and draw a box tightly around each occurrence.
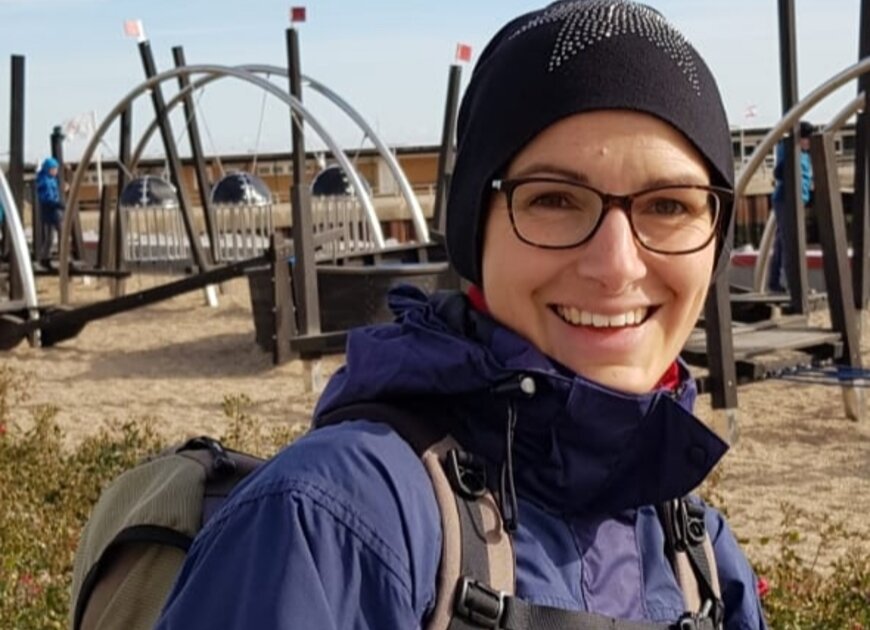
[683,322,842,383]
[728,289,828,323]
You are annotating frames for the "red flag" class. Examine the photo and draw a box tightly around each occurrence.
[455,43,472,63]
[290,6,307,22]
[123,19,144,39]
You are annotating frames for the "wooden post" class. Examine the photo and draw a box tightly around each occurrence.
[809,132,863,421]
[172,46,219,265]
[432,64,462,237]
[704,273,740,442]
[853,0,870,309]
[51,125,85,264]
[136,40,209,273]
[777,0,809,314]
[112,107,132,298]
[286,27,321,335]
[270,232,297,365]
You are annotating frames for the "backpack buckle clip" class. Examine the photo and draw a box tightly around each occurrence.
[445,449,487,499]
[676,613,701,630]
[670,499,706,551]
[455,577,504,628]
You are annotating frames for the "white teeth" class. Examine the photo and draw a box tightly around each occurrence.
[556,305,648,328]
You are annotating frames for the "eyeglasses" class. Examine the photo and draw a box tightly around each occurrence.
[491,177,732,255]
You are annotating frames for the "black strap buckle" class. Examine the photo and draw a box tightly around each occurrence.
[445,449,487,499]
[675,599,723,630]
[183,436,236,475]
[671,499,706,550]
[455,577,505,628]
[676,612,701,630]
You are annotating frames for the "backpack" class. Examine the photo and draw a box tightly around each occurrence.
[70,437,263,630]
[70,405,723,630]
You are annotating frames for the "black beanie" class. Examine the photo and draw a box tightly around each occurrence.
[446,0,735,285]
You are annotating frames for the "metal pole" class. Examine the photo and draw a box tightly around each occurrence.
[172,46,219,264]
[136,39,209,272]
[8,55,26,300]
[777,0,809,314]
[853,0,870,309]
[432,64,462,239]
[287,27,320,335]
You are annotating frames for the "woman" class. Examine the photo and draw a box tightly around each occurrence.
[156,2,767,628]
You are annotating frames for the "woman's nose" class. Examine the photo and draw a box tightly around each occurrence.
[574,207,647,292]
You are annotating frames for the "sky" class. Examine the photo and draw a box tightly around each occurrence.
[0,0,865,165]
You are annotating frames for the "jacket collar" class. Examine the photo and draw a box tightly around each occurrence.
[316,286,728,515]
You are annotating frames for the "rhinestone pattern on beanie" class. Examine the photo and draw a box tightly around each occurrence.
[509,0,700,94]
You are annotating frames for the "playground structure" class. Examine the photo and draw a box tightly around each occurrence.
[1,1,869,432]
[1,27,458,355]
[681,0,870,427]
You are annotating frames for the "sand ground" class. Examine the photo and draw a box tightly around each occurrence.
[5,273,870,571]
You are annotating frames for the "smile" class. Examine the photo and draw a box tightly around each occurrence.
[553,305,650,328]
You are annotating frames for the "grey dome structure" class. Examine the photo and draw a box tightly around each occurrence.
[311,164,372,197]
[208,171,274,262]
[311,165,351,197]
[119,175,178,209]
[211,171,272,206]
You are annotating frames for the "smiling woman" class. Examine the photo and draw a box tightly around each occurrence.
[482,110,719,393]
[155,3,768,630]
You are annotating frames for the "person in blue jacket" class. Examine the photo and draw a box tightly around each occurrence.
[35,156,65,266]
[766,121,814,293]
[156,2,767,628]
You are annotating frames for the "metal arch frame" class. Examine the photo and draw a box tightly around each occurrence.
[60,63,385,303]
[734,57,870,292]
[129,64,429,244]
[0,168,40,318]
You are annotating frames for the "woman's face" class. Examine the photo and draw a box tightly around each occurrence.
[481,110,716,393]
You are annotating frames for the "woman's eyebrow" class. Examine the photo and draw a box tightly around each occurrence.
[507,165,710,189]
[640,175,711,189]
[508,163,591,183]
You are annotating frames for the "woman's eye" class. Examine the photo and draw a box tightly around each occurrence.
[528,192,574,208]
[648,198,689,215]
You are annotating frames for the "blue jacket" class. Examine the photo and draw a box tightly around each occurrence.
[772,141,812,204]
[36,164,62,207]
[156,286,767,630]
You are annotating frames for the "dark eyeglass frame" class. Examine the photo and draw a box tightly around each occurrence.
[491,177,733,255]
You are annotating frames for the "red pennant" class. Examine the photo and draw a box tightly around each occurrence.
[290,6,307,22]
[455,42,472,63]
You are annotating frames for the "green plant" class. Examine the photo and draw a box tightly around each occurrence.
[220,393,307,457]
[753,503,870,629]
[0,367,166,628]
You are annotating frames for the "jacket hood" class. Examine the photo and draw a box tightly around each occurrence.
[40,157,59,173]
[315,285,727,516]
